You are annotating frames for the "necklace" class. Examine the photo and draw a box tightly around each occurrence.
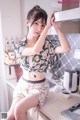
[31,73,37,78]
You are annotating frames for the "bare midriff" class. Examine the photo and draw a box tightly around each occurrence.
[22,69,45,81]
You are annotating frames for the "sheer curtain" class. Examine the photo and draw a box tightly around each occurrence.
[0,10,9,112]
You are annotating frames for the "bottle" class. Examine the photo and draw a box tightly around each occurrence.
[10,37,14,51]
[5,37,10,52]
[8,37,16,60]
[14,37,20,51]
[15,37,19,43]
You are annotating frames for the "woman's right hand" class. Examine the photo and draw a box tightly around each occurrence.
[47,12,55,28]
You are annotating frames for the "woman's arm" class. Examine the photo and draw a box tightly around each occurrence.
[22,16,54,56]
[51,12,71,53]
[54,26,71,53]
[22,25,50,56]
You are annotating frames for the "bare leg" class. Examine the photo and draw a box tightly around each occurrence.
[7,96,24,120]
[14,94,39,120]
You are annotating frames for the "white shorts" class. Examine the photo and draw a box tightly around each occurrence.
[13,77,49,107]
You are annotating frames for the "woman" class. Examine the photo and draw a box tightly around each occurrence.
[7,5,70,120]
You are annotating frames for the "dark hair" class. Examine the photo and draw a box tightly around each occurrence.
[27,5,48,26]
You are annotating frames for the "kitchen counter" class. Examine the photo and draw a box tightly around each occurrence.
[7,79,17,90]
[39,92,80,120]
[7,80,80,120]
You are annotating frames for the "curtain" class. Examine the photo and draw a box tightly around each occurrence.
[0,10,9,112]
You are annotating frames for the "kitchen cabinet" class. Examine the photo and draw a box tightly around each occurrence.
[36,0,80,33]
[61,0,80,33]
[7,79,17,109]
[62,0,80,10]
[54,8,80,33]
[61,21,80,33]
[7,84,14,109]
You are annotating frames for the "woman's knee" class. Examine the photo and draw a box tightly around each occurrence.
[14,102,27,117]
[7,111,14,120]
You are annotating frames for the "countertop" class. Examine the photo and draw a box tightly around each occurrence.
[7,79,80,120]
[7,79,17,90]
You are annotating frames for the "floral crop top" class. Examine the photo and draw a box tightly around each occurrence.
[14,36,58,72]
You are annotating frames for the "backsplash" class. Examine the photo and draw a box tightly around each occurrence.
[46,34,80,82]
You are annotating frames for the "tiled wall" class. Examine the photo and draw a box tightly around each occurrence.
[46,34,80,82]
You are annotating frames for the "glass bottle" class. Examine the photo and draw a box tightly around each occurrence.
[8,37,16,60]
[10,37,14,51]
[5,37,10,52]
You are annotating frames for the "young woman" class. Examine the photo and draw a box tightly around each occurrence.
[7,5,70,120]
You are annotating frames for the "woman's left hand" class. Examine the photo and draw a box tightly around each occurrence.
[51,11,61,29]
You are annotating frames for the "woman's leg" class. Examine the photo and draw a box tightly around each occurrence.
[14,94,39,120]
[7,96,24,120]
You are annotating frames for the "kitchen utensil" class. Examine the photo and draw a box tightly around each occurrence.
[63,69,78,93]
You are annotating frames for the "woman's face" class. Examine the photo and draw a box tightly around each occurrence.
[28,19,46,38]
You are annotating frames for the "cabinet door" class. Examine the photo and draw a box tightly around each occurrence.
[62,0,79,10]
[7,85,14,109]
